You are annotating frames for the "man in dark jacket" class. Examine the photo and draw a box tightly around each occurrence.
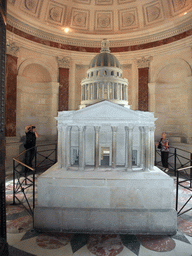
[24,125,39,171]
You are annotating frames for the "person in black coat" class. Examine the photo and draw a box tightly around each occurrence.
[24,125,39,171]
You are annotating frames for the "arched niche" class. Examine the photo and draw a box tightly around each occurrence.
[16,59,59,139]
[152,58,191,83]
[21,63,52,83]
[151,58,192,142]
[18,58,58,82]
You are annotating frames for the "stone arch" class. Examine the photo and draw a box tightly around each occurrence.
[152,58,191,83]
[18,58,57,82]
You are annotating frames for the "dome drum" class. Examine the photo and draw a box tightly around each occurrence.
[81,82,128,107]
[86,67,123,80]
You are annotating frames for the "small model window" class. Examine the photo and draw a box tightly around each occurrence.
[96,71,99,76]
[117,72,119,77]
[104,70,107,76]
[111,71,114,76]
[91,72,93,77]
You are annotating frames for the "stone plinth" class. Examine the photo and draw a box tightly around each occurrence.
[34,164,177,235]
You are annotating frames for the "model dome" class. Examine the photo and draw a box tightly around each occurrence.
[79,39,129,109]
[89,39,120,69]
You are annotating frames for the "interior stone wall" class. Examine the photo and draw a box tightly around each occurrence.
[149,54,192,142]
[75,64,89,109]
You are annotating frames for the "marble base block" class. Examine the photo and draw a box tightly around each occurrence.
[34,164,177,235]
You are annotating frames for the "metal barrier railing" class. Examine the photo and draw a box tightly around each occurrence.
[155,146,192,216]
[176,166,192,216]
[155,146,192,178]
[12,143,57,217]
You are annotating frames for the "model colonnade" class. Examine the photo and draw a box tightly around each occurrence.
[57,124,155,171]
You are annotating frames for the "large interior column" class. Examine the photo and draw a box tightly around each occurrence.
[137,57,152,111]
[125,126,133,171]
[57,56,70,111]
[111,126,118,169]
[0,4,8,252]
[78,126,86,171]
[5,45,19,136]
[94,126,100,169]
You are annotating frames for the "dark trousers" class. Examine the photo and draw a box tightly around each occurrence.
[161,151,169,168]
[25,148,36,171]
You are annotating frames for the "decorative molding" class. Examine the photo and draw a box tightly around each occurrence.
[6,42,20,57]
[95,10,113,31]
[6,13,192,48]
[56,56,71,68]
[118,0,136,4]
[73,0,91,4]
[95,0,113,5]
[136,56,153,68]
[45,1,66,25]
[143,0,164,25]
[119,7,139,30]
[70,8,89,30]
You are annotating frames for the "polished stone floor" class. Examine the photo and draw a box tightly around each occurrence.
[5,170,192,256]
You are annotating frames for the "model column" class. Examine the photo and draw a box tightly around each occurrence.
[125,126,133,171]
[150,127,155,170]
[67,126,72,168]
[144,126,150,171]
[111,126,118,169]
[139,126,145,169]
[94,126,100,169]
[78,126,86,171]
[61,125,68,169]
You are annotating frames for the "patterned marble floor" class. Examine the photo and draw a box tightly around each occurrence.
[5,172,192,256]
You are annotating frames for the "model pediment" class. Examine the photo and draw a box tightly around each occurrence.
[56,101,156,125]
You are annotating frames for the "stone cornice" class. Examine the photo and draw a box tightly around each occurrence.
[7,13,192,49]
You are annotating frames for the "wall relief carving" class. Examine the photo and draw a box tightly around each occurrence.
[169,0,191,15]
[119,8,138,30]
[6,42,20,57]
[46,1,66,25]
[8,0,16,5]
[56,56,71,68]
[143,0,164,25]
[95,11,113,31]
[20,0,43,17]
[137,56,153,68]
[172,0,187,12]
[71,8,89,29]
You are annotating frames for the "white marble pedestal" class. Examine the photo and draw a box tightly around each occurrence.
[34,164,177,235]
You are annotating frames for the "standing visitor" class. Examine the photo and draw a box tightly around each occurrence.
[24,125,39,171]
[157,132,169,172]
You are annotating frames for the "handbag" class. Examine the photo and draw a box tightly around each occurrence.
[157,139,162,149]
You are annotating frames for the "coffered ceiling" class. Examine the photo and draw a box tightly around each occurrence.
[7,0,192,47]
